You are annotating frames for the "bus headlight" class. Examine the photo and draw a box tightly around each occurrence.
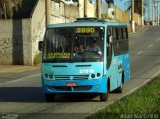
[97,73,101,77]
[49,74,53,79]
[91,74,95,78]
[45,73,49,78]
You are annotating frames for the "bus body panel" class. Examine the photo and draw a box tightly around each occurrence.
[40,19,130,99]
[41,62,108,93]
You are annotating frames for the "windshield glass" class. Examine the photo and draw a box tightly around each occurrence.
[43,27,104,62]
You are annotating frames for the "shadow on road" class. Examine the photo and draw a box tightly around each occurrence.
[0,87,44,102]
[0,87,99,102]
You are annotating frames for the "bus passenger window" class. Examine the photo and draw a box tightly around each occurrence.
[116,28,119,40]
[125,28,128,39]
[121,28,124,39]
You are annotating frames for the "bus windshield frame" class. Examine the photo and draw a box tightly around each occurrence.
[42,26,105,63]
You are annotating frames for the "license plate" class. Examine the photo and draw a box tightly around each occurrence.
[66,82,77,87]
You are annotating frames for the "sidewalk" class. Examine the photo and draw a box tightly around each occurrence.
[128,25,148,36]
[0,65,40,74]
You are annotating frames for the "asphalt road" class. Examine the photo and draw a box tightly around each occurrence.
[0,26,160,119]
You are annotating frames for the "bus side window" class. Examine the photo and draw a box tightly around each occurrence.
[121,28,124,39]
[125,28,128,39]
[112,27,116,41]
[116,28,119,40]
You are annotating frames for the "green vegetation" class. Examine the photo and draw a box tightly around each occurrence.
[123,0,148,14]
[33,52,41,65]
[88,75,160,119]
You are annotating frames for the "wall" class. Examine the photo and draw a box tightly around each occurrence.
[134,13,141,25]
[115,6,141,25]
[50,1,79,24]
[0,0,79,65]
[0,19,32,65]
[0,20,13,64]
[114,6,130,23]
[79,0,96,18]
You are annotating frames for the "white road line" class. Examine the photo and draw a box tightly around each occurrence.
[0,73,40,86]
[148,44,153,48]
[137,51,143,55]
[156,39,160,42]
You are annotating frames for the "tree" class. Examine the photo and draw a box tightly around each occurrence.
[0,0,22,19]
[124,0,148,14]
[105,0,114,8]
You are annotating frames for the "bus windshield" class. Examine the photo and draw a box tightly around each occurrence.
[43,27,104,62]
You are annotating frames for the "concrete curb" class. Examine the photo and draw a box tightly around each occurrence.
[96,71,160,113]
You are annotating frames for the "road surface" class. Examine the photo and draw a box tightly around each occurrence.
[0,26,160,119]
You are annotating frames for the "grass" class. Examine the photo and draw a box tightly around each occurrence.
[88,75,160,119]
[33,52,41,65]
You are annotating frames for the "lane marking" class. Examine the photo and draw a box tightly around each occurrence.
[156,39,160,42]
[137,51,143,55]
[148,44,153,48]
[0,73,40,86]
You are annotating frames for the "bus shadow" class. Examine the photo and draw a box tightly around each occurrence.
[54,93,99,102]
[0,87,99,102]
[0,87,45,102]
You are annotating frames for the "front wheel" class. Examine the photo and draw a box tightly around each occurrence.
[115,83,123,93]
[100,83,109,101]
[45,93,56,102]
[100,93,108,101]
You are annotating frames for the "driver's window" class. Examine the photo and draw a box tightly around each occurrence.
[107,27,112,69]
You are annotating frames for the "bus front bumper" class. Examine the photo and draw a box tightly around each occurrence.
[42,75,107,94]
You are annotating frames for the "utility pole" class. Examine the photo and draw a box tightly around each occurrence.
[152,0,154,25]
[155,0,157,25]
[157,1,159,25]
[97,0,101,19]
[142,0,144,26]
[157,1,158,25]
[131,0,135,32]
[148,0,150,22]
[159,0,160,25]
[45,0,51,26]
[84,0,87,17]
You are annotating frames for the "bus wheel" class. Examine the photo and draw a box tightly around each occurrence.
[45,93,56,102]
[100,93,108,101]
[115,80,123,93]
[100,83,109,101]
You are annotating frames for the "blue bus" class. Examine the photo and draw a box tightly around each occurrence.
[38,18,130,101]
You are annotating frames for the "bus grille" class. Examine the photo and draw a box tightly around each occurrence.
[54,75,89,80]
[53,86,92,91]
[73,86,92,91]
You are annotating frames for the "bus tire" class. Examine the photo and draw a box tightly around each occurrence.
[115,76,124,93]
[100,93,108,101]
[45,93,56,102]
[100,80,109,101]
[115,83,123,93]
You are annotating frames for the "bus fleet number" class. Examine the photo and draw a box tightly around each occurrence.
[76,28,95,33]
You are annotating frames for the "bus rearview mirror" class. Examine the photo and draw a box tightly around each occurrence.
[38,41,43,51]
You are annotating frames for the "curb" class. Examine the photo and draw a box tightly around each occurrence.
[91,71,160,119]
[129,26,146,36]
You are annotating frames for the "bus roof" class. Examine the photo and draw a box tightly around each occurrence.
[48,18,127,28]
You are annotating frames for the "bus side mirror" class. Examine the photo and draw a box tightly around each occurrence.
[109,36,113,44]
[38,41,43,51]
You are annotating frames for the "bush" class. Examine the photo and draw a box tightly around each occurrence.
[33,52,41,65]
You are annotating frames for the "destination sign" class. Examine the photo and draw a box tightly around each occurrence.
[47,53,70,59]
